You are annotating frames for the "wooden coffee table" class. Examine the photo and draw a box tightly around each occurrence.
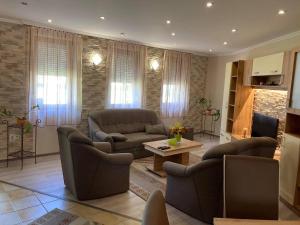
[143,138,203,177]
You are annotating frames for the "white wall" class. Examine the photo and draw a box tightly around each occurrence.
[206,32,300,135]
[36,126,59,155]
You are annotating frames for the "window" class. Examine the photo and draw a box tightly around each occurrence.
[37,41,68,106]
[110,82,133,105]
[106,42,145,109]
[28,27,82,126]
[162,84,177,103]
[161,51,191,118]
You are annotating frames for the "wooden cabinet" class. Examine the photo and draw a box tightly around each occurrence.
[287,48,300,114]
[220,61,254,144]
[248,52,291,89]
[252,52,284,76]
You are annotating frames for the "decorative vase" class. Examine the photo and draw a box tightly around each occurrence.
[168,138,178,146]
[175,134,182,143]
[16,118,27,126]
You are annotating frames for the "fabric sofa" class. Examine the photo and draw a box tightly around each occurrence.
[57,126,133,200]
[163,137,277,224]
[88,109,168,158]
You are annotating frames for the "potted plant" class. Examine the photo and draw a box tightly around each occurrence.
[169,122,187,143]
[0,105,39,133]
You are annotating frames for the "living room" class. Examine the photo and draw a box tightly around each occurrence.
[0,0,300,225]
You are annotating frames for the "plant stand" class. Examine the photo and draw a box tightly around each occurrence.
[201,112,218,139]
[6,119,41,169]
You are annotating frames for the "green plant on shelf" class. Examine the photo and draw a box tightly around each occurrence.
[0,105,40,133]
[197,97,220,121]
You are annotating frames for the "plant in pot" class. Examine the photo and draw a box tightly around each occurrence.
[169,122,187,145]
[0,105,39,133]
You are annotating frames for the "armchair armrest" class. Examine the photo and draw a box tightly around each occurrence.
[164,159,222,177]
[101,152,134,165]
[163,161,188,177]
[93,142,112,153]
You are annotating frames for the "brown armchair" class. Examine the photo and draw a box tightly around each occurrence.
[163,137,277,224]
[57,126,133,200]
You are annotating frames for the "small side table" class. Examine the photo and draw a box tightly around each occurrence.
[5,119,41,169]
[201,111,218,138]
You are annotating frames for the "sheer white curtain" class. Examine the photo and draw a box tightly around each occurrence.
[28,27,82,126]
[161,50,191,118]
[106,41,145,108]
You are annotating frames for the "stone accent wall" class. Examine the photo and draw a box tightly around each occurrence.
[0,21,208,160]
[0,21,34,160]
[253,89,288,143]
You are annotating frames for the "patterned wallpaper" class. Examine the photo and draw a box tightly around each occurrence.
[0,21,208,158]
[253,89,287,143]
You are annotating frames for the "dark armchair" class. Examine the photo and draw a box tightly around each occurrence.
[57,126,133,200]
[163,137,277,224]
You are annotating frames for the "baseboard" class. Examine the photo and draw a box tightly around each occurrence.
[0,152,59,163]
[280,196,300,217]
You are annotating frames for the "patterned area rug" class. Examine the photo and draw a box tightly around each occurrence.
[29,208,100,225]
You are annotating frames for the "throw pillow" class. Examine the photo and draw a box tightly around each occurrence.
[108,133,128,142]
[145,124,166,135]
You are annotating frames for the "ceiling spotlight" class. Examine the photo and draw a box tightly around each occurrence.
[166,20,171,24]
[223,41,228,45]
[209,49,213,52]
[278,9,286,15]
[100,16,105,20]
[21,2,28,6]
[231,28,237,33]
[47,19,52,23]
[206,2,213,8]
[171,32,176,36]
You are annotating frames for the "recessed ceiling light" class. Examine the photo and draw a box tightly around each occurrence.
[231,28,237,33]
[100,16,105,20]
[21,2,28,6]
[166,20,171,24]
[209,49,213,52]
[171,32,176,36]
[47,19,52,23]
[278,9,286,15]
[206,2,213,8]
[223,41,228,45]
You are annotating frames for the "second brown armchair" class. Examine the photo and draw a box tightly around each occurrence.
[57,126,133,200]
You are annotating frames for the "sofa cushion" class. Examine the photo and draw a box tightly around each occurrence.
[69,131,93,146]
[114,132,167,150]
[109,133,128,142]
[145,124,166,135]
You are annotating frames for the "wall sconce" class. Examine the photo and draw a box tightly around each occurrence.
[150,59,160,71]
[92,53,102,65]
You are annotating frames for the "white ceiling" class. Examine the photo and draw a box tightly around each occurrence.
[1,0,300,55]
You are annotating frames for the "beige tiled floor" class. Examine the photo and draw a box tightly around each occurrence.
[0,182,141,225]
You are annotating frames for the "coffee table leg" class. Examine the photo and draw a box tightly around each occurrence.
[147,153,190,177]
[181,152,189,165]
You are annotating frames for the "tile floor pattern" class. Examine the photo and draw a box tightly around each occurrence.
[0,182,140,225]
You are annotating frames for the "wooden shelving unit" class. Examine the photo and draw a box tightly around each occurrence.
[225,61,254,137]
